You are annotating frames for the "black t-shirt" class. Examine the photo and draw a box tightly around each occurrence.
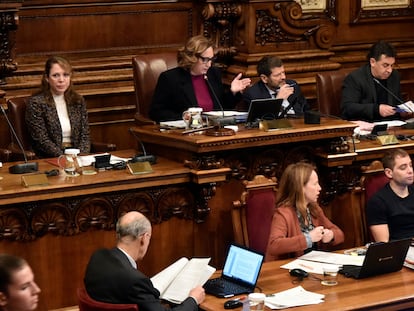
[367,183,414,240]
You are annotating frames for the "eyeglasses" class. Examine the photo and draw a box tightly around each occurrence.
[199,56,217,64]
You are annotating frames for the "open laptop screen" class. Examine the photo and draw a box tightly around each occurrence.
[222,244,264,286]
[246,98,283,123]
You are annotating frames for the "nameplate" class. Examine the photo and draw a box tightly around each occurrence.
[259,119,292,131]
[377,134,399,146]
[127,161,153,175]
[21,173,49,187]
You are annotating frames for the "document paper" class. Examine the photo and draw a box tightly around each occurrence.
[151,257,215,304]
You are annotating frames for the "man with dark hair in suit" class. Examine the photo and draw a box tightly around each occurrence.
[84,211,205,311]
[242,55,308,116]
[341,40,408,122]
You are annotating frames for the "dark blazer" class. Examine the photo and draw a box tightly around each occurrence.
[149,66,240,122]
[25,93,90,157]
[84,248,198,311]
[242,79,308,115]
[341,64,402,121]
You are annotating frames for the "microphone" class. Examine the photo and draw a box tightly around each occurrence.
[278,100,296,119]
[372,78,413,113]
[128,128,157,164]
[203,75,236,127]
[0,103,38,174]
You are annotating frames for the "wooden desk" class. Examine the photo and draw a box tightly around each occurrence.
[132,117,356,164]
[0,150,229,310]
[201,260,414,311]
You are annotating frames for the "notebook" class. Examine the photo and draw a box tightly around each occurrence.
[203,244,264,298]
[246,98,284,124]
[339,238,411,279]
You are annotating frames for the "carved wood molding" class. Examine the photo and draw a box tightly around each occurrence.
[0,1,22,85]
[201,2,242,60]
[0,184,216,241]
[351,0,414,23]
[256,1,336,49]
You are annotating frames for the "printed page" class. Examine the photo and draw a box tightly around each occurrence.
[160,258,215,304]
[299,250,364,266]
[280,259,339,275]
[151,257,189,295]
[265,286,324,309]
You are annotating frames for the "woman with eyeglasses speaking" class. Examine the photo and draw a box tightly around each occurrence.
[149,35,251,123]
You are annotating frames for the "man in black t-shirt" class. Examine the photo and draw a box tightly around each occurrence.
[367,148,414,242]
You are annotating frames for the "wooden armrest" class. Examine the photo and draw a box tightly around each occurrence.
[134,112,156,126]
[9,144,37,161]
[0,148,12,162]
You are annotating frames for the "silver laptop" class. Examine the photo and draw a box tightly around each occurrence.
[339,238,411,279]
[203,244,264,298]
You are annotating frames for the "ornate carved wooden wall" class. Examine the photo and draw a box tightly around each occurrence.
[0,0,414,150]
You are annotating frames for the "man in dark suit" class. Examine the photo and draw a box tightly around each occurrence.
[242,56,308,116]
[341,40,407,122]
[84,211,204,311]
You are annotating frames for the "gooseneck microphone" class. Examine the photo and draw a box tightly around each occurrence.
[203,75,236,126]
[372,78,413,113]
[0,104,38,174]
[279,100,295,119]
[128,128,157,164]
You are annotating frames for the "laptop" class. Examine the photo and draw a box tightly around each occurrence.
[246,98,284,124]
[339,238,411,279]
[203,244,264,298]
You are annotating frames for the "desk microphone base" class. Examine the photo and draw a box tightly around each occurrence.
[205,127,235,137]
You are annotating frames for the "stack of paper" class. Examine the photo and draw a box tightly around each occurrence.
[404,246,414,269]
[280,250,364,274]
[265,286,324,309]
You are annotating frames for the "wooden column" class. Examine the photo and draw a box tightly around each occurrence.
[0,1,22,85]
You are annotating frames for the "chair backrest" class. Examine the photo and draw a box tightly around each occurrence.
[360,160,390,243]
[232,175,277,254]
[7,96,32,150]
[77,288,138,311]
[132,52,177,122]
[315,68,353,117]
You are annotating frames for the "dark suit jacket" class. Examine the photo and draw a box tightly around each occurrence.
[242,79,308,115]
[149,66,240,122]
[25,93,90,157]
[84,248,198,311]
[341,64,402,121]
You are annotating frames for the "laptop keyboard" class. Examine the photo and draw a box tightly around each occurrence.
[204,278,250,294]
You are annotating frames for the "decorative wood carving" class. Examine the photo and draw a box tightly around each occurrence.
[0,207,29,241]
[351,0,414,23]
[201,2,242,60]
[0,184,216,241]
[256,1,336,49]
[0,1,22,85]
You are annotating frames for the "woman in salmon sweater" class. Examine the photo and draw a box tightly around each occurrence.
[265,162,345,261]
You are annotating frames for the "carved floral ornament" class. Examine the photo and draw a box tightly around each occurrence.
[0,185,214,241]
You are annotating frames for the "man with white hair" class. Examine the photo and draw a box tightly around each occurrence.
[84,211,205,311]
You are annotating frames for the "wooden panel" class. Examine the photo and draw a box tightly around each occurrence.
[16,1,194,55]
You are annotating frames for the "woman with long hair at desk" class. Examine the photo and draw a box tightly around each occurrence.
[265,162,344,261]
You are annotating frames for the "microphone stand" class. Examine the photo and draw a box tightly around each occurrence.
[373,78,413,113]
[0,104,38,174]
[203,75,236,137]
